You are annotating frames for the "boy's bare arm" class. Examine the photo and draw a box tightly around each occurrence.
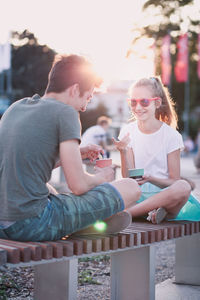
[59,139,115,195]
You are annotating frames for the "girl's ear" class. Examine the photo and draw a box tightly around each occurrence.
[155,98,162,108]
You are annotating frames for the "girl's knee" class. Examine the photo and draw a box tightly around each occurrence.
[177,179,191,195]
[172,179,191,204]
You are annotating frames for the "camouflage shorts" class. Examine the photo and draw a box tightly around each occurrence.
[1,183,124,241]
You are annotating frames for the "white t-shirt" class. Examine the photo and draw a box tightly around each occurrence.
[119,121,184,179]
[81,125,107,146]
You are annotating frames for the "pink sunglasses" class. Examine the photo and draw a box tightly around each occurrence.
[128,97,160,107]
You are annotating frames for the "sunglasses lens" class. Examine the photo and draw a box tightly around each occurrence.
[140,99,150,107]
[130,98,153,107]
[131,100,137,106]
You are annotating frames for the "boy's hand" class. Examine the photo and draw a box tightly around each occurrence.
[94,165,115,182]
[80,144,104,161]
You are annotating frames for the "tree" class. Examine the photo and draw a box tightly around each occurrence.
[141,0,199,38]
[11,30,56,101]
[128,0,200,137]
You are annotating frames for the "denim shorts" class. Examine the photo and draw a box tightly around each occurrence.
[0,183,124,241]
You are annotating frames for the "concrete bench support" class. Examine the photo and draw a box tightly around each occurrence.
[175,234,200,285]
[110,245,155,300]
[34,258,78,300]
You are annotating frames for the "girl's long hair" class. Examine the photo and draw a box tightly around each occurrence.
[129,76,178,129]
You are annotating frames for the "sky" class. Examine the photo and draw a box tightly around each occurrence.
[1,0,156,81]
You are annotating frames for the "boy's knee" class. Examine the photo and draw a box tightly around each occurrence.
[130,179,141,198]
[124,178,141,200]
[111,178,141,209]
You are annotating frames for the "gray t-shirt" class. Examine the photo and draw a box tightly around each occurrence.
[0,94,81,221]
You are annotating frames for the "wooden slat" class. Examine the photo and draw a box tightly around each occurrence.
[129,222,165,242]
[123,229,141,246]
[194,222,200,233]
[67,238,83,255]
[81,235,110,252]
[108,235,119,250]
[0,244,20,264]
[128,224,156,243]
[45,241,63,258]
[23,242,42,261]
[121,232,134,247]
[69,237,92,254]
[125,223,149,244]
[159,222,183,239]
[118,234,127,248]
[29,242,53,260]
[57,240,74,257]
[184,222,191,235]
[0,240,31,262]
[3,240,42,261]
[136,223,163,242]
[92,237,102,252]
[134,230,148,244]
[0,249,7,265]
[99,236,110,251]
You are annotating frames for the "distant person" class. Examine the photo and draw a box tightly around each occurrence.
[183,136,195,155]
[81,116,116,174]
[194,128,200,173]
[0,54,141,242]
[81,116,113,158]
[113,76,200,223]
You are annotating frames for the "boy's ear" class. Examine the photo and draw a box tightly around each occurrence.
[73,83,80,97]
[69,83,80,97]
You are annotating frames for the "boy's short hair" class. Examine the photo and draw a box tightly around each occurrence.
[45,54,102,96]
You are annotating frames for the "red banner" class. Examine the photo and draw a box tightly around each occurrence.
[175,34,188,82]
[197,33,200,79]
[161,35,171,86]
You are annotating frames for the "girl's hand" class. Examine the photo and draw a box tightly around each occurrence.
[112,133,130,152]
[137,174,151,185]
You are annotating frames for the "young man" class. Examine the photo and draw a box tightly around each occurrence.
[0,54,140,241]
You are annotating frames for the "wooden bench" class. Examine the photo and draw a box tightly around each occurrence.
[0,220,200,300]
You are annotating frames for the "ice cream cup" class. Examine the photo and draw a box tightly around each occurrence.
[128,168,144,181]
[95,158,112,168]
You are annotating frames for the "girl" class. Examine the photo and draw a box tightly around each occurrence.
[113,76,200,224]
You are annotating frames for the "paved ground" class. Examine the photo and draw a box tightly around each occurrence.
[180,154,200,198]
